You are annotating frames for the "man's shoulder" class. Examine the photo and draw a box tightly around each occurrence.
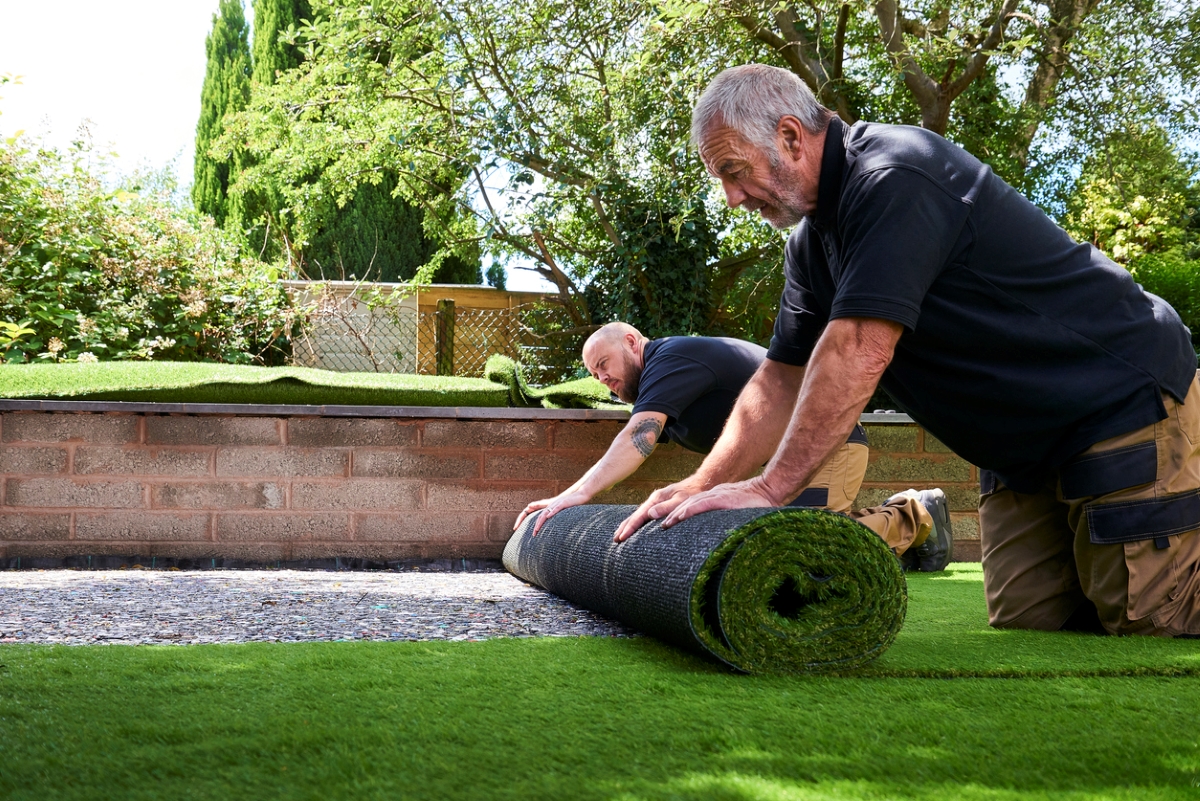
[647,336,767,365]
[845,121,987,194]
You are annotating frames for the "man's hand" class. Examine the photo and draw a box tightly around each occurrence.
[613,477,704,542]
[515,489,592,535]
[660,476,779,528]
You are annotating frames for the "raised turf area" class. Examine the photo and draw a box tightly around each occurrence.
[1,565,1197,800]
[0,360,621,409]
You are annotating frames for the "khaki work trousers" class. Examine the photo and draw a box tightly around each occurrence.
[802,442,932,555]
[979,377,1200,636]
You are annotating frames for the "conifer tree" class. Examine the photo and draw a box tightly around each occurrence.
[251,0,311,86]
[192,0,251,227]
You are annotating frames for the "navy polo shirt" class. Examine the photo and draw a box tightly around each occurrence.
[632,336,868,454]
[767,117,1196,492]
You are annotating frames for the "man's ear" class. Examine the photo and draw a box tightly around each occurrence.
[778,116,805,161]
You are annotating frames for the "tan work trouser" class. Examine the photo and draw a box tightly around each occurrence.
[801,442,932,555]
[979,377,1200,636]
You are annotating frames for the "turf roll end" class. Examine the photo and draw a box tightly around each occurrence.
[504,505,907,674]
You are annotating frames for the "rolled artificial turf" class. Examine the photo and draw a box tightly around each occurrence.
[504,505,907,674]
[483,354,626,409]
[0,360,625,409]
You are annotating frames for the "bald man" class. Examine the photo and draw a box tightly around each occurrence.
[515,322,954,570]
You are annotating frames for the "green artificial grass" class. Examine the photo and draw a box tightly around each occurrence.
[690,509,906,673]
[1,565,1198,800]
[484,354,626,410]
[0,361,625,409]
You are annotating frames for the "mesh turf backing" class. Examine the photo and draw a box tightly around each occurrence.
[503,505,907,674]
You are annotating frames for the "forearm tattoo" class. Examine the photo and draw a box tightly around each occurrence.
[630,419,663,458]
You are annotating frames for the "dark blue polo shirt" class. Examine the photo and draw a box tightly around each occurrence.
[633,336,868,454]
[767,117,1196,492]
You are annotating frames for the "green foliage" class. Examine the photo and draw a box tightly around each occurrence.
[1130,249,1200,348]
[193,0,252,227]
[1062,124,1200,348]
[304,173,481,284]
[250,0,311,86]
[0,136,295,365]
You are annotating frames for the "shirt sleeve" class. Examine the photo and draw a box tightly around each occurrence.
[830,167,971,329]
[632,351,718,420]
[766,225,830,366]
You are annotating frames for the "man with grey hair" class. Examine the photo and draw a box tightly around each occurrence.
[616,64,1200,638]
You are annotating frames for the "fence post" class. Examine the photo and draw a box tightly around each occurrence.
[436,298,456,376]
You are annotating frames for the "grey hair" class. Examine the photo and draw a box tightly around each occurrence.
[691,65,831,158]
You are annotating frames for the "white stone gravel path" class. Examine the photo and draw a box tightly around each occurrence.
[0,570,632,645]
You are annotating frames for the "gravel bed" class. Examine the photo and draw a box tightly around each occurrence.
[0,569,632,645]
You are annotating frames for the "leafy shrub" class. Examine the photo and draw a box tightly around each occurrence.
[1130,248,1200,349]
[0,135,296,364]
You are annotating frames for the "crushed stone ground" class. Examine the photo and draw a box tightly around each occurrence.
[0,569,632,645]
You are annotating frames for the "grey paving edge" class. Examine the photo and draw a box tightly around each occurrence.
[0,555,504,572]
[0,398,914,424]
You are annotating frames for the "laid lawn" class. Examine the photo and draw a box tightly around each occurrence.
[1,565,1197,800]
[0,362,511,407]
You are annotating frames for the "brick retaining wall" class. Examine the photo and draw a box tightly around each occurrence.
[0,407,980,565]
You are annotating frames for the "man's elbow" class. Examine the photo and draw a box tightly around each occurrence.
[830,318,903,379]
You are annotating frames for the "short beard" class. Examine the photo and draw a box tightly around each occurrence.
[760,162,810,229]
[616,352,641,403]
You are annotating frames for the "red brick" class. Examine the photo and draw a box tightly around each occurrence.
[864,454,972,483]
[214,513,352,541]
[635,451,706,481]
[0,446,68,475]
[287,418,417,448]
[74,446,210,477]
[552,421,626,450]
[217,448,347,477]
[2,413,139,444]
[147,416,281,446]
[591,482,664,505]
[426,481,557,511]
[487,513,520,542]
[152,482,285,510]
[951,513,981,540]
[5,478,144,508]
[291,480,421,511]
[484,453,597,481]
[75,512,211,541]
[285,540,503,561]
[0,513,71,540]
[923,432,956,454]
[422,421,547,449]
[354,512,488,542]
[863,424,919,453]
[352,451,480,479]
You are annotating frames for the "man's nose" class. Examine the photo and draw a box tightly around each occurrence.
[721,177,746,208]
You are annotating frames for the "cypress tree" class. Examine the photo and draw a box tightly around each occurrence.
[192,0,251,227]
[251,0,312,85]
[306,175,482,284]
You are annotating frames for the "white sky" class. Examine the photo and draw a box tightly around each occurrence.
[0,0,553,291]
[0,0,217,188]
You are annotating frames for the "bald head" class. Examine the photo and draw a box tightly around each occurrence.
[583,322,648,403]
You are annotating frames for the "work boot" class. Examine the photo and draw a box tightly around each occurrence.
[888,488,954,572]
[911,488,954,572]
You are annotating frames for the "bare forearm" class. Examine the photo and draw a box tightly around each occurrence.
[569,412,666,498]
[758,317,903,502]
[691,360,806,489]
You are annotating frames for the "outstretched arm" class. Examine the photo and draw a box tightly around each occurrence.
[613,358,805,541]
[514,410,669,534]
[615,317,902,540]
